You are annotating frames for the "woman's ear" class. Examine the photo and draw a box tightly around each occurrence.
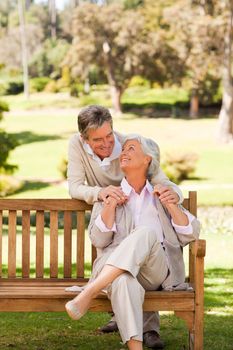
[145,155,152,166]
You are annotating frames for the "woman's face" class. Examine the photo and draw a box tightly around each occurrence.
[119,139,151,173]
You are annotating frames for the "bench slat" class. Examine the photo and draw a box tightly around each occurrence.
[0,199,92,211]
[36,211,44,278]
[0,285,194,312]
[8,210,17,278]
[50,211,58,278]
[22,210,30,278]
[64,211,72,278]
[77,211,85,278]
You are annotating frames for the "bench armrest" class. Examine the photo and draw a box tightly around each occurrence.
[190,239,206,258]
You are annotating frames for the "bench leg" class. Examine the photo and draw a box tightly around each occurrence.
[175,310,203,350]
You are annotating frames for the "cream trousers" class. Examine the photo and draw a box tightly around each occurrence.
[105,226,169,344]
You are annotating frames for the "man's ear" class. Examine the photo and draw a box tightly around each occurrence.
[80,134,87,143]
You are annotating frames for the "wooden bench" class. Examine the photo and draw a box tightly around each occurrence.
[0,192,206,350]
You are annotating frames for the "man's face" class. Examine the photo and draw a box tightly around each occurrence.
[85,122,115,160]
[120,139,151,172]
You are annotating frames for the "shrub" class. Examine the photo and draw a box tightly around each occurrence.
[44,80,59,93]
[128,75,150,88]
[30,77,51,92]
[70,82,84,97]
[0,175,23,197]
[0,100,9,121]
[0,130,18,174]
[5,79,24,95]
[161,152,198,184]
[58,157,67,179]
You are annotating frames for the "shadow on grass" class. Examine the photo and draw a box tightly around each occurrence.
[204,268,233,309]
[10,131,62,146]
[13,180,50,195]
[122,102,220,119]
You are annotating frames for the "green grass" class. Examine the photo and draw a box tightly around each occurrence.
[2,98,233,205]
[0,265,232,350]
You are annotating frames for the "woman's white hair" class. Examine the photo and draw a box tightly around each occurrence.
[122,134,160,182]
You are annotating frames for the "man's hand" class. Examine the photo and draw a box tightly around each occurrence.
[153,184,179,205]
[98,186,127,204]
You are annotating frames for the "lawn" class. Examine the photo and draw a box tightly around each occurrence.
[0,231,232,350]
[2,92,233,205]
[0,90,233,349]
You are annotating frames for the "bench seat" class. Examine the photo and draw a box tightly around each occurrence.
[0,280,194,312]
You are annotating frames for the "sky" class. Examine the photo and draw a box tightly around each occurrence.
[34,0,68,10]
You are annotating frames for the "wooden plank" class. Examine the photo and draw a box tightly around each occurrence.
[189,191,197,216]
[189,192,197,282]
[50,211,58,278]
[8,210,17,278]
[0,290,194,312]
[183,198,189,210]
[0,211,2,277]
[64,211,72,278]
[0,199,92,211]
[76,211,85,278]
[193,241,205,350]
[22,210,30,278]
[36,211,44,278]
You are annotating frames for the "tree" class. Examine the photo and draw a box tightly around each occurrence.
[218,0,233,142]
[48,0,56,39]
[64,3,183,112]
[0,100,18,174]
[163,0,222,118]
[18,0,29,98]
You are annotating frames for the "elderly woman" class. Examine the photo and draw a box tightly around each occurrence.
[66,135,200,350]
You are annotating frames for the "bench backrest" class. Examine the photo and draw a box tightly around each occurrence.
[0,192,197,280]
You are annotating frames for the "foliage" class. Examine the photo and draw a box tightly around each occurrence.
[0,24,43,70]
[29,39,70,78]
[0,129,18,174]
[64,2,184,111]
[44,80,59,93]
[0,99,9,121]
[57,158,68,179]
[128,75,150,88]
[0,99,18,175]
[161,152,198,183]
[30,77,51,92]
[0,175,23,197]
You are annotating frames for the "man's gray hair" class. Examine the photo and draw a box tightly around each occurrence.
[78,105,113,139]
[123,134,160,181]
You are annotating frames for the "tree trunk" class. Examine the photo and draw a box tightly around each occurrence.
[102,41,123,114]
[18,0,29,99]
[218,2,233,143]
[190,89,199,119]
[49,0,56,39]
[110,85,122,114]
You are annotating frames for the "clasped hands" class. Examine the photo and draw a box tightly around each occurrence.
[98,184,180,208]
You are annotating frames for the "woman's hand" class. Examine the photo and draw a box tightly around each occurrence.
[154,184,188,225]
[153,184,179,205]
[98,186,126,204]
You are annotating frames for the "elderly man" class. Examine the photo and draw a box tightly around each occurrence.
[66,135,200,350]
[67,105,183,348]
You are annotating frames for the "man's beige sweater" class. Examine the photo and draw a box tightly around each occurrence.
[67,131,183,204]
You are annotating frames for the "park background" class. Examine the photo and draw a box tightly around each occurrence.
[0,0,233,349]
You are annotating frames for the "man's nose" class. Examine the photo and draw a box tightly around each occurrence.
[102,138,108,147]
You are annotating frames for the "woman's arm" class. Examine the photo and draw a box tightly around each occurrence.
[101,197,118,229]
